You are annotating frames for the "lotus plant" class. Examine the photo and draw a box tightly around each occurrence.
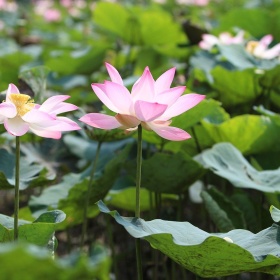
[246,34,280,59]
[0,83,80,241]
[80,63,205,280]
[199,31,245,50]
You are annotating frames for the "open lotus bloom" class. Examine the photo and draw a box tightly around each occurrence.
[246,34,280,59]
[0,83,80,139]
[199,31,245,50]
[79,63,205,141]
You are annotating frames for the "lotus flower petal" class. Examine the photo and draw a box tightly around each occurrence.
[147,122,191,141]
[260,43,280,59]
[155,86,185,107]
[105,62,124,85]
[22,109,55,123]
[134,100,167,122]
[131,67,155,102]
[155,67,176,93]
[29,125,62,139]
[260,34,273,47]
[80,113,122,129]
[44,116,81,131]
[92,83,119,113]
[160,94,206,120]
[103,81,132,114]
[4,117,29,136]
[40,95,78,114]
[0,102,17,118]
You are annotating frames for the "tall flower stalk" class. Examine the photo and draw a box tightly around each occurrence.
[14,136,20,240]
[135,125,143,280]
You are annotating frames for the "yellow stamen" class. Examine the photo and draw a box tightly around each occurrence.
[246,41,259,54]
[9,93,35,116]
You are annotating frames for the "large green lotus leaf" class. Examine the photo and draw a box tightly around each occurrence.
[94,2,130,38]
[105,187,177,212]
[202,115,280,154]
[216,8,272,38]
[0,242,111,280]
[139,151,206,194]
[258,64,280,89]
[94,2,184,46]
[210,66,262,107]
[138,9,184,46]
[0,148,54,190]
[199,142,280,193]
[97,201,280,278]
[0,210,65,245]
[43,43,108,75]
[0,51,33,89]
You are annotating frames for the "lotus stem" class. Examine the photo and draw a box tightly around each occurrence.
[136,125,143,280]
[14,136,20,240]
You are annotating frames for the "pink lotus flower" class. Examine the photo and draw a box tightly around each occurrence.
[177,0,209,6]
[44,8,61,22]
[246,35,280,59]
[0,84,80,139]
[199,31,245,50]
[79,63,205,141]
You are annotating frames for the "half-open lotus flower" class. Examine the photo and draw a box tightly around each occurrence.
[0,83,80,139]
[80,63,205,141]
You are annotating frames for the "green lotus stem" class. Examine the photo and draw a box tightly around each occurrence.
[135,125,143,280]
[80,141,102,250]
[14,136,20,240]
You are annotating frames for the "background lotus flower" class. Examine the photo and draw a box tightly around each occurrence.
[80,63,205,141]
[246,34,280,59]
[199,31,245,50]
[0,83,80,139]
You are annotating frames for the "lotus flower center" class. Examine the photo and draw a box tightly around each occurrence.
[246,41,259,54]
[9,93,35,116]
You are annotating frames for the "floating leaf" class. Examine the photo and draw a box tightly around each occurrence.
[199,142,280,193]
[97,201,280,278]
